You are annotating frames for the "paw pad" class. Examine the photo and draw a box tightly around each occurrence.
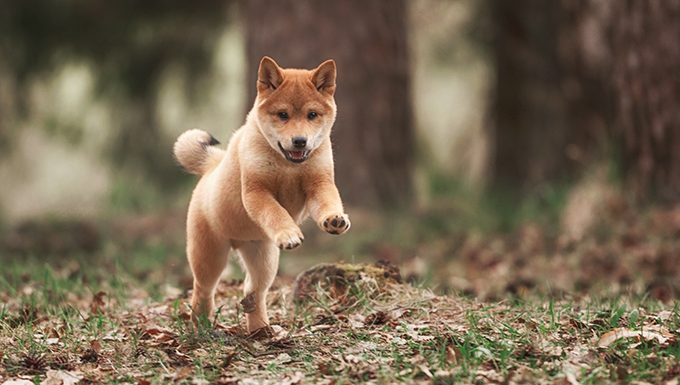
[322,214,351,235]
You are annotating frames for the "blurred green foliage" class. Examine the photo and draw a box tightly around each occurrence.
[1,0,234,188]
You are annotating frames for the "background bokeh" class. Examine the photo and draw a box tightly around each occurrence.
[0,0,493,220]
[1,0,679,300]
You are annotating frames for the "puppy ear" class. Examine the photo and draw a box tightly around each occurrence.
[258,56,284,93]
[311,59,336,95]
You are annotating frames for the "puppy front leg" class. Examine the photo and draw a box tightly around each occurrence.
[236,240,279,333]
[305,178,351,236]
[243,184,304,249]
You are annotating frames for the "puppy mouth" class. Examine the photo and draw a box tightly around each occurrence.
[277,142,310,163]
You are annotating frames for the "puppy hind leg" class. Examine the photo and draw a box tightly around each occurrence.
[236,240,279,333]
[187,226,230,324]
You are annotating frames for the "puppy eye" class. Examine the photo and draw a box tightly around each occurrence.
[307,111,318,120]
[278,112,289,120]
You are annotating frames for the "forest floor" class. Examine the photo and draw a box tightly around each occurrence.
[0,200,679,384]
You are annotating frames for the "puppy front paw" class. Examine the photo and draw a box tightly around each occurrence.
[274,227,304,250]
[321,213,351,235]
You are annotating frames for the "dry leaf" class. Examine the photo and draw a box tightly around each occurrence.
[364,310,389,325]
[418,364,434,378]
[446,345,459,365]
[343,354,361,364]
[348,314,365,328]
[389,307,409,320]
[90,291,106,314]
[274,353,293,365]
[2,380,35,385]
[90,340,102,353]
[657,310,673,321]
[174,366,192,380]
[310,324,333,332]
[280,371,304,385]
[41,369,83,385]
[564,369,581,385]
[597,327,671,348]
[102,330,126,342]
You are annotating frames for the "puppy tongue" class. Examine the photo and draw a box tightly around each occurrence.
[290,151,305,158]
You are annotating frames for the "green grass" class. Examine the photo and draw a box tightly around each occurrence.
[1,185,679,383]
[0,253,677,384]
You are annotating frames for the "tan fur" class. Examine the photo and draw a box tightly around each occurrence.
[174,129,224,175]
[173,57,350,333]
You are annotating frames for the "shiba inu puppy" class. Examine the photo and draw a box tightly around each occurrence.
[173,57,350,333]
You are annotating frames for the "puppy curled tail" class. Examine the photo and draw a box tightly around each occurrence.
[173,129,225,175]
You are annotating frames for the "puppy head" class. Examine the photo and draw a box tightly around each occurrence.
[255,56,337,164]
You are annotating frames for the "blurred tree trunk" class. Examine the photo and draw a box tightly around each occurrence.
[243,0,414,207]
[491,0,680,203]
[489,0,611,191]
[490,0,567,190]
[610,1,680,201]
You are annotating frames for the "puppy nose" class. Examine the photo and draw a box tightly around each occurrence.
[292,136,307,148]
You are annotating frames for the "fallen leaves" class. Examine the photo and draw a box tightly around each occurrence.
[429,202,680,302]
[89,291,107,315]
[41,370,83,385]
[0,260,677,384]
[3,370,85,385]
[596,326,674,348]
[1,380,34,385]
[80,340,101,363]
[141,326,178,347]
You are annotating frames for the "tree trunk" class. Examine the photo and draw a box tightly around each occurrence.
[243,0,414,207]
[489,0,612,192]
[490,0,568,190]
[611,0,680,201]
